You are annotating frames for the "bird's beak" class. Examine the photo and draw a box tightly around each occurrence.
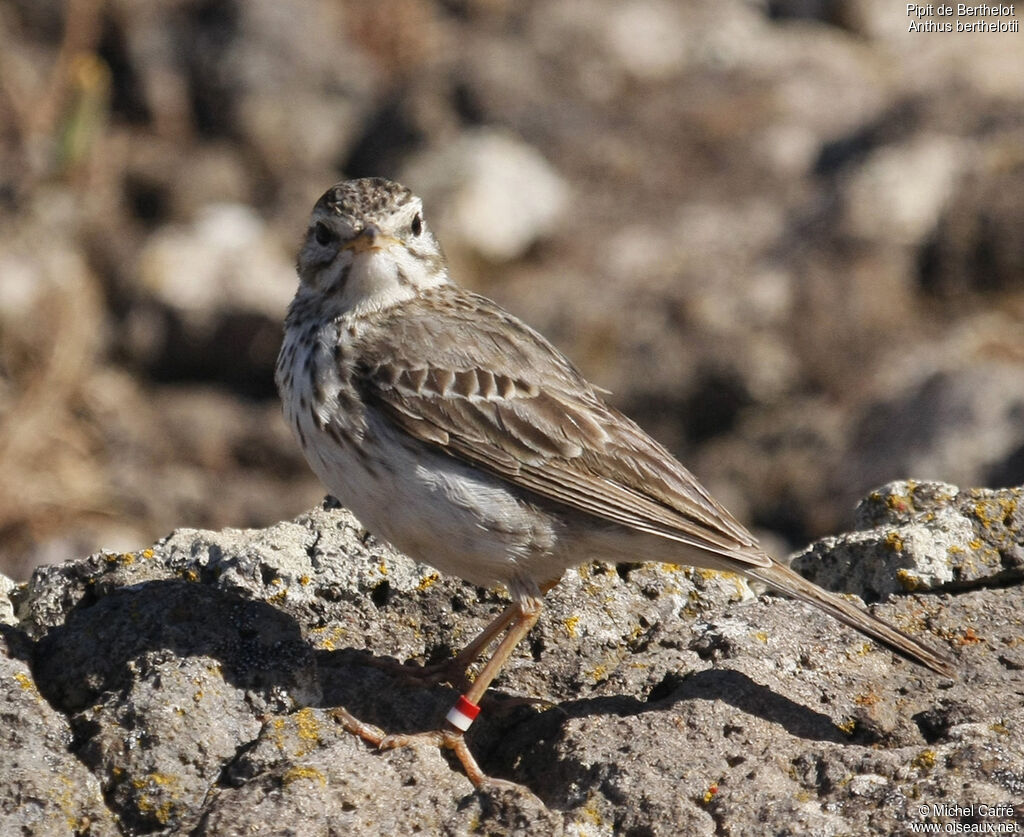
[345,224,397,253]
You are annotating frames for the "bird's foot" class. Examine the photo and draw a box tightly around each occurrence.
[328,707,517,790]
[381,728,491,787]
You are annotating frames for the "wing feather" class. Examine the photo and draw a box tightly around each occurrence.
[353,287,770,569]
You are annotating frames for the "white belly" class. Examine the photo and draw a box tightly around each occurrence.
[278,319,563,598]
[294,402,560,594]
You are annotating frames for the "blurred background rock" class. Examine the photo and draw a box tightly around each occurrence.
[0,0,1021,579]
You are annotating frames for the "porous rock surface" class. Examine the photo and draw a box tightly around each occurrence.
[3,483,1022,835]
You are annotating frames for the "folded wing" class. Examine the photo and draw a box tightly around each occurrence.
[353,288,770,569]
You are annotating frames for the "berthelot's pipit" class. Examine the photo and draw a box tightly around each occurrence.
[276,177,955,785]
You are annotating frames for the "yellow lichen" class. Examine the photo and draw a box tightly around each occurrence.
[912,749,936,770]
[416,572,439,591]
[13,671,35,692]
[267,717,288,752]
[564,615,580,638]
[309,625,346,652]
[896,569,921,591]
[884,532,905,552]
[574,794,605,826]
[132,772,180,790]
[294,707,321,743]
[972,497,1018,530]
[282,765,327,787]
[132,772,183,825]
[885,492,913,513]
[842,639,877,663]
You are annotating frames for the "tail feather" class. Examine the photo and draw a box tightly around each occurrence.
[745,560,956,678]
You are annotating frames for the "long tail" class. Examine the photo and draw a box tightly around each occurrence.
[744,559,956,678]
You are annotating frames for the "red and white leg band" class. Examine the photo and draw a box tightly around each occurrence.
[446,695,481,732]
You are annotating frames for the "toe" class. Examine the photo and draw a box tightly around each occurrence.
[329,707,386,746]
[378,729,445,751]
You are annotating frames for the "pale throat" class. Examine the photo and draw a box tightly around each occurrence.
[338,245,449,315]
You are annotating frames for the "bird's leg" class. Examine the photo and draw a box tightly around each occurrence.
[451,603,522,676]
[375,597,545,786]
[460,597,543,707]
[367,602,521,689]
[335,578,560,787]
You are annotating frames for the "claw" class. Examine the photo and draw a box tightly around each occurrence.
[378,729,445,750]
[329,706,387,746]
[323,599,552,790]
[446,730,488,787]
[378,728,486,786]
[329,708,491,786]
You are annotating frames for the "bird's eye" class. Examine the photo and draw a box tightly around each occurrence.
[314,221,336,247]
[410,213,423,237]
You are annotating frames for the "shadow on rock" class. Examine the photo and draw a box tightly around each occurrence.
[31,579,318,713]
[313,643,848,798]
[647,668,848,743]
[26,579,320,833]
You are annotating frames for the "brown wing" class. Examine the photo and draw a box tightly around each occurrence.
[352,286,770,568]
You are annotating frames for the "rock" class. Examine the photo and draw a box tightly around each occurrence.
[844,356,1024,500]
[698,317,1024,549]
[0,631,118,836]
[0,572,16,625]
[841,135,968,246]
[130,203,296,394]
[4,488,1022,833]
[0,192,111,578]
[136,202,295,325]
[601,0,689,81]
[111,0,374,175]
[792,480,1024,600]
[401,129,569,263]
[920,150,1024,296]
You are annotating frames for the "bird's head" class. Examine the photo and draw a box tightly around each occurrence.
[296,178,448,314]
